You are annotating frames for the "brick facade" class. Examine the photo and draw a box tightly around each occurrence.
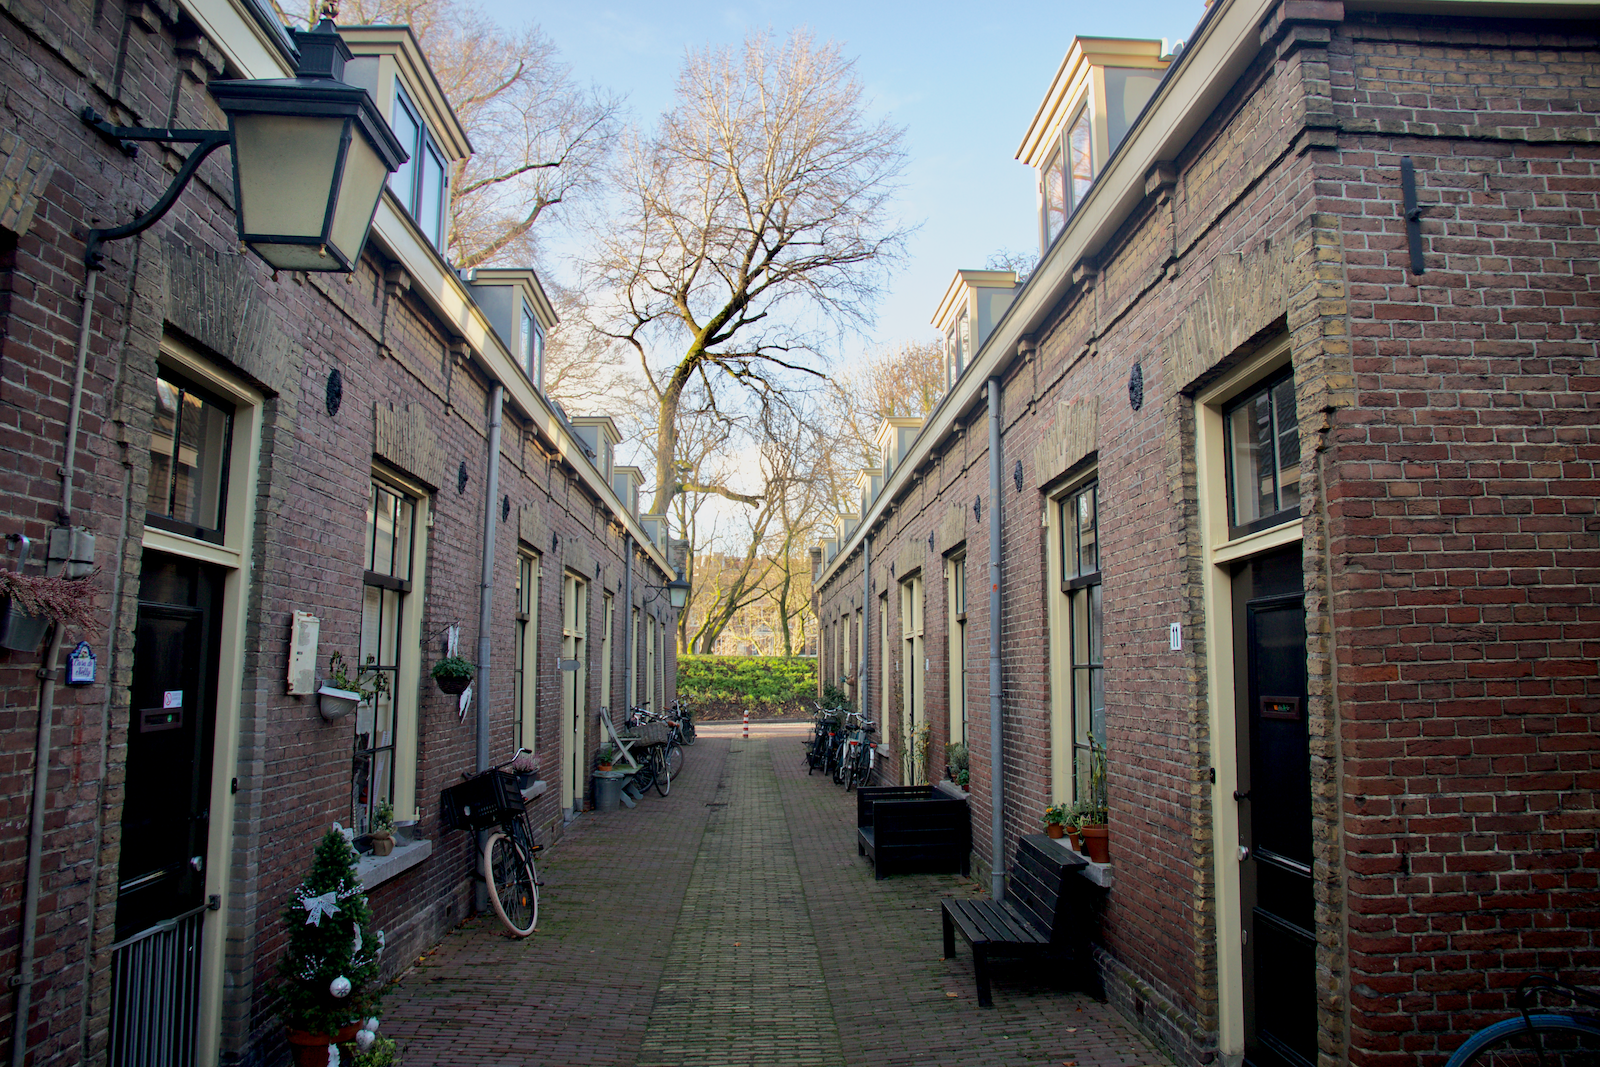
[0,2,676,1064]
[814,4,1598,1066]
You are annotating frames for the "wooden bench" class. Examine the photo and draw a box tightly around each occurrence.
[941,834,1089,1006]
[856,784,970,879]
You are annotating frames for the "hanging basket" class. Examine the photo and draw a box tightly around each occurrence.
[435,674,471,696]
[317,685,361,722]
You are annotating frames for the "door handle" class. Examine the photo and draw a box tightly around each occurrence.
[1233,790,1251,802]
[1237,845,1251,863]
[189,855,204,872]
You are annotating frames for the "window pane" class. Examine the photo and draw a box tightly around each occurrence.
[1227,399,1265,526]
[389,93,419,208]
[1068,109,1093,210]
[419,144,445,248]
[147,379,179,517]
[369,485,395,575]
[521,304,536,381]
[1075,484,1098,576]
[1043,147,1066,247]
[393,496,413,581]
[1274,377,1301,516]
[173,390,230,531]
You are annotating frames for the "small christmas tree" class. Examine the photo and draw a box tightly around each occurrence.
[276,828,385,1037]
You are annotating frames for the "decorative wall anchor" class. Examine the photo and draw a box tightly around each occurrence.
[1014,459,1025,492]
[501,495,510,522]
[457,461,469,494]
[973,495,982,521]
[1129,362,1144,411]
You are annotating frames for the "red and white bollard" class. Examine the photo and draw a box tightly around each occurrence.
[743,708,749,740]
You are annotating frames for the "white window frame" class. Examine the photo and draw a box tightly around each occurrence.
[389,80,449,251]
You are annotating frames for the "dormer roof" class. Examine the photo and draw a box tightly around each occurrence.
[339,25,473,162]
[1016,37,1168,169]
[933,269,1020,334]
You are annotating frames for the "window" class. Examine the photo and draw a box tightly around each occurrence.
[630,607,640,708]
[900,573,926,784]
[948,554,968,746]
[947,309,971,386]
[1040,105,1093,251]
[879,592,890,725]
[561,573,588,809]
[1223,370,1301,536]
[520,299,545,390]
[514,549,540,753]
[356,478,418,836]
[1059,480,1104,806]
[389,82,448,252]
[146,371,234,543]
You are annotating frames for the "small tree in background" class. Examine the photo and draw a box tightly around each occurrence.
[276,829,385,1037]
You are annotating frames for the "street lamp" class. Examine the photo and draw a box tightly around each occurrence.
[82,18,406,272]
[644,571,691,611]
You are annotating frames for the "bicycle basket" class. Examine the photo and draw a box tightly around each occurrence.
[618,722,669,747]
[439,770,525,832]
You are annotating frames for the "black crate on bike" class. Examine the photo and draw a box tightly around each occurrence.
[439,770,525,832]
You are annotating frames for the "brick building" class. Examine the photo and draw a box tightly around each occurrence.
[0,1,678,1064]
[813,2,1599,1065]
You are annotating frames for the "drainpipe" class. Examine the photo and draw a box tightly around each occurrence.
[860,534,870,707]
[987,375,1005,902]
[475,383,503,775]
[12,269,97,1067]
[624,535,634,710]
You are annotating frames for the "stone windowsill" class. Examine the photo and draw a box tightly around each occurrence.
[1036,833,1114,888]
[357,836,432,891]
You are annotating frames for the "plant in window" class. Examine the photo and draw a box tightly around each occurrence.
[430,654,475,695]
[945,741,969,784]
[320,652,388,722]
[1076,743,1111,863]
[1043,802,1072,839]
[367,800,396,857]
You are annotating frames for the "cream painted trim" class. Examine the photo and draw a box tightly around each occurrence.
[183,0,293,79]
[1196,334,1296,1057]
[373,463,432,824]
[519,548,541,756]
[148,337,263,1067]
[1044,468,1098,806]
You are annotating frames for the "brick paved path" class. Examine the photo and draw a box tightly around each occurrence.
[383,738,1169,1067]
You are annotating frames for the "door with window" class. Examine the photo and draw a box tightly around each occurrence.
[900,574,925,784]
[561,573,588,812]
[1233,547,1313,1067]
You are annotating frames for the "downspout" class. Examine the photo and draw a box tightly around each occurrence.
[861,534,870,708]
[12,269,97,1067]
[987,375,1005,902]
[624,535,634,711]
[475,383,504,774]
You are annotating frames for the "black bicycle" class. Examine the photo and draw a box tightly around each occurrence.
[439,749,542,937]
[624,706,680,796]
[670,697,696,746]
[1444,975,1600,1066]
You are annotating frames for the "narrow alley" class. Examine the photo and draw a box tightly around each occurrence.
[384,735,1169,1067]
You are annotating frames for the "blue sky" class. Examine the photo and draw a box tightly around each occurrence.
[478,0,1207,354]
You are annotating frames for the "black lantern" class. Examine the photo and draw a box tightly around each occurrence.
[665,573,690,610]
[210,20,408,272]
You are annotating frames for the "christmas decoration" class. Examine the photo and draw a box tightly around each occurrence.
[355,1029,376,1052]
[275,828,386,1052]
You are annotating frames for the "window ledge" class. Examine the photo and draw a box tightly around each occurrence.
[357,836,432,891]
[1073,855,1113,888]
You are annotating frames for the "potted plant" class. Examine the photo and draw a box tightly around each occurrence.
[1043,802,1070,840]
[368,800,396,857]
[319,652,387,723]
[595,742,615,773]
[508,750,539,791]
[1077,742,1110,863]
[945,742,969,787]
[275,829,386,1066]
[430,655,474,695]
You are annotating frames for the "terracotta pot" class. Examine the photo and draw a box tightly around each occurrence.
[598,762,613,772]
[370,833,394,857]
[1068,829,1082,851]
[1081,824,1110,864]
[1045,823,1065,839]
[286,1023,361,1067]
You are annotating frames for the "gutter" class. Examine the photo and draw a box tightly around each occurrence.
[475,382,504,774]
[987,377,1005,900]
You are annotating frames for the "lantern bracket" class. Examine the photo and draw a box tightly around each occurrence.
[81,107,231,270]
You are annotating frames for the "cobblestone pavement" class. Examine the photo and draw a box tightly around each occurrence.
[382,738,1170,1067]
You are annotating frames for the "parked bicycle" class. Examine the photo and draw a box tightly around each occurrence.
[623,705,681,795]
[669,697,697,746]
[439,747,542,937]
[1444,974,1600,1066]
[841,712,877,791]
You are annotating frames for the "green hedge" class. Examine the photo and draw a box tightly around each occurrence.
[676,655,816,706]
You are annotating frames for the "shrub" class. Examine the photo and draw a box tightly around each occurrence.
[676,655,816,704]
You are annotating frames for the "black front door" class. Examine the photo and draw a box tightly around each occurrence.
[1233,547,1315,1067]
[116,553,222,941]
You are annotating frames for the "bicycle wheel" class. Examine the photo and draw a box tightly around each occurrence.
[632,758,655,793]
[1444,1014,1600,1066]
[482,831,538,936]
[682,718,696,746]
[665,742,683,780]
[654,748,671,796]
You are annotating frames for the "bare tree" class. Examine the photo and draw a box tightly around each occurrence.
[314,0,621,268]
[827,338,946,471]
[585,29,911,516]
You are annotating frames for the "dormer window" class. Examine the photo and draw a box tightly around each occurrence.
[520,298,545,390]
[1042,105,1092,250]
[389,82,448,251]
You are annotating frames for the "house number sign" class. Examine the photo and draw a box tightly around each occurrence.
[66,641,97,686]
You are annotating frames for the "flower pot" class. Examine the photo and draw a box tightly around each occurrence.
[0,597,50,653]
[1045,823,1065,839]
[436,674,471,696]
[597,762,613,773]
[1080,824,1109,864]
[1067,828,1082,851]
[317,685,361,722]
[286,1023,361,1067]
[370,832,394,857]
